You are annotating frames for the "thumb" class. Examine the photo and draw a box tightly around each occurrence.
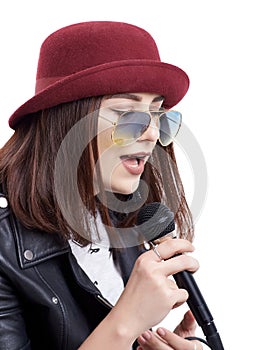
[174,310,197,337]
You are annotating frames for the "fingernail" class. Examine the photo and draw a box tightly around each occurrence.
[157,327,166,337]
[142,330,152,340]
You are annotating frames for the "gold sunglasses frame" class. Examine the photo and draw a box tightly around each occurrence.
[99,109,182,146]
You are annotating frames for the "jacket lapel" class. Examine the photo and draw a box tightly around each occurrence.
[10,215,69,269]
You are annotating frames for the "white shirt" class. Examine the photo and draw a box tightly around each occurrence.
[69,239,124,305]
[69,212,125,306]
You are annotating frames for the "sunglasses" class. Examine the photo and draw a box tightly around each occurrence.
[99,109,182,146]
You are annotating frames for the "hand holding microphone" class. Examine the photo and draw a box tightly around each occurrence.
[114,235,198,338]
[136,202,225,350]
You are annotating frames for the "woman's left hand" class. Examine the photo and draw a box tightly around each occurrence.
[137,310,202,350]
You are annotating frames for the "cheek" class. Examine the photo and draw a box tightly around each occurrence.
[97,127,113,154]
[96,128,118,188]
[96,142,139,194]
[96,125,141,194]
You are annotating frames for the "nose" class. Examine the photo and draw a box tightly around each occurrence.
[138,118,160,143]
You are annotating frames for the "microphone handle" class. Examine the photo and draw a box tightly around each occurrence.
[173,270,224,350]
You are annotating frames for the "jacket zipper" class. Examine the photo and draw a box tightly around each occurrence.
[96,294,113,309]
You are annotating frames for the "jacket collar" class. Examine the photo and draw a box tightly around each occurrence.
[12,218,70,269]
[0,186,70,269]
[0,184,70,269]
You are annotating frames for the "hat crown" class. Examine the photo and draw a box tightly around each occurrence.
[9,21,189,129]
[36,21,160,93]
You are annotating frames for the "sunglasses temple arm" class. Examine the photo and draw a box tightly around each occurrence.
[99,115,116,126]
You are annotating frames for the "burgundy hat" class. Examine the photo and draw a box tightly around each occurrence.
[9,21,189,129]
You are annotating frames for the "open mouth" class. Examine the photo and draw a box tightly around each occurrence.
[119,153,150,175]
[120,154,146,166]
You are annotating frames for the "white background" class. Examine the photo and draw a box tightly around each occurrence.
[1,1,262,348]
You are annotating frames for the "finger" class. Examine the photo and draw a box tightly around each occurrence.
[137,330,171,350]
[163,278,189,308]
[181,310,197,333]
[157,328,202,350]
[153,231,177,245]
[171,288,189,308]
[158,254,199,276]
[174,310,197,337]
[149,239,195,262]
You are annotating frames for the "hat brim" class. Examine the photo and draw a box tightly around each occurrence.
[9,59,189,129]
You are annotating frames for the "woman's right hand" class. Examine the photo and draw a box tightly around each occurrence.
[78,238,199,350]
[111,238,199,340]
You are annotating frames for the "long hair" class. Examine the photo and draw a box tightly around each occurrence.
[0,97,194,245]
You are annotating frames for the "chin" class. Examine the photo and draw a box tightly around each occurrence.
[111,178,140,195]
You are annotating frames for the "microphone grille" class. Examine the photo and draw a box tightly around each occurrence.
[136,202,175,241]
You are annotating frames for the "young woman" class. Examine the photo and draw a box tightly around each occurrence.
[0,22,201,350]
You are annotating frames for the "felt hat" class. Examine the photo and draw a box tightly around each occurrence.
[9,21,189,129]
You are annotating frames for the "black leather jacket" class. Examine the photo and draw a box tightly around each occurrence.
[0,190,141,350]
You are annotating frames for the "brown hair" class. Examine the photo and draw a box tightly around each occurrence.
[0,97,194,245]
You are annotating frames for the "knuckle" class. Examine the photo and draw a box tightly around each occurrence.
[134,254,157,277]
[135,253,149,269]
[163,288,174,301]
[154,278,166,290]
[174,288,189,305]
[180,288,189,300]
[177,254,199,272]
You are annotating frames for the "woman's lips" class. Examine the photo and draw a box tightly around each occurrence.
[120,153,149,176]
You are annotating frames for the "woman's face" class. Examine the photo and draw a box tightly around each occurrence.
[95,92,163,194]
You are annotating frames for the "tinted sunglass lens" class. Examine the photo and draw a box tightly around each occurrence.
[159,111,182,146]
[113,112,151,145]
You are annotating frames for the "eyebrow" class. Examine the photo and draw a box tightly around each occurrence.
[105,93,164,103]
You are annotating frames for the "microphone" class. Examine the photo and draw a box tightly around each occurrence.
[136,202,224,350]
